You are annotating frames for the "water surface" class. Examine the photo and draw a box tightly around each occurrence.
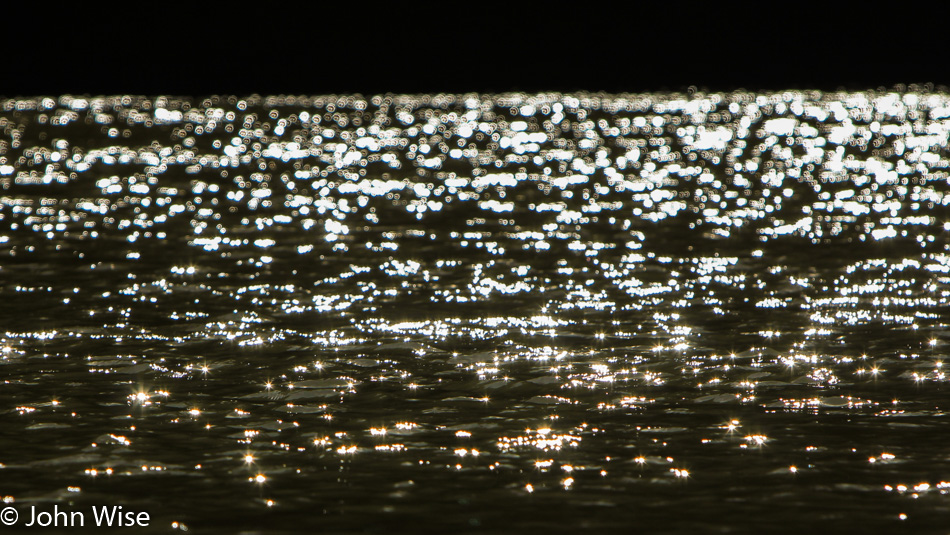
[2,91,950,533]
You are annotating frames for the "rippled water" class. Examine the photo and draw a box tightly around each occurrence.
[2,91,950,533]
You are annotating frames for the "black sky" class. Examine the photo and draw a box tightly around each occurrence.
[4,5,946,97]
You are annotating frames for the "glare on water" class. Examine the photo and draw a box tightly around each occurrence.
[1,90,950,532]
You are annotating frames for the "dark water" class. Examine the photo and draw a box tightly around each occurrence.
[1,92,950,533]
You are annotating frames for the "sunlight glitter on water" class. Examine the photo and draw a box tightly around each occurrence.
[2,90,950,532]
